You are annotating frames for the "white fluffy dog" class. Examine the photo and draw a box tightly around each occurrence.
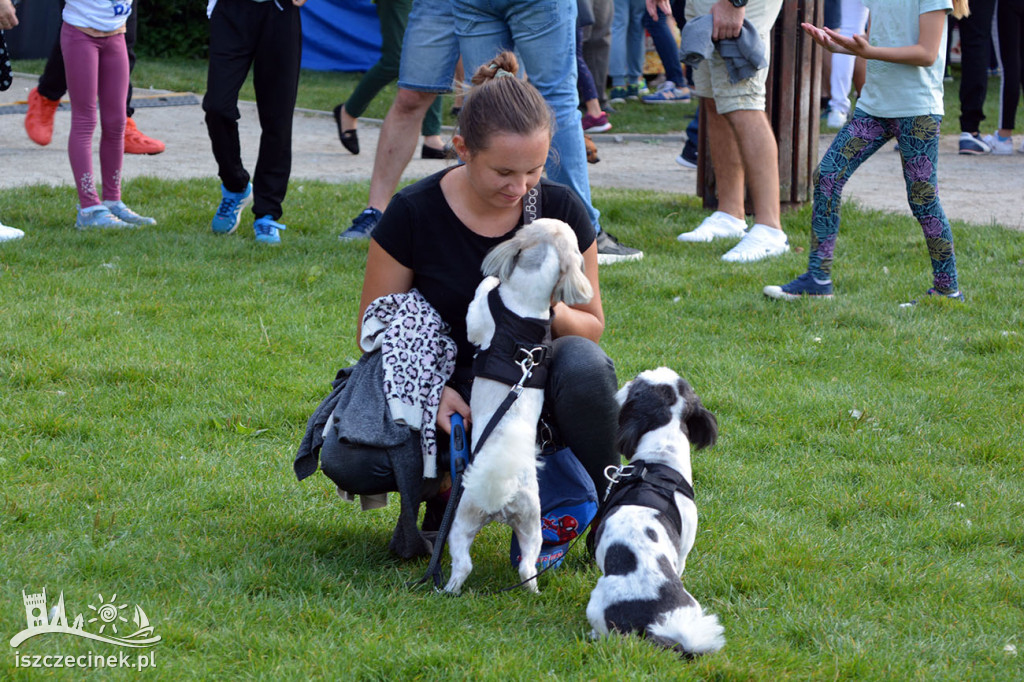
[586,367,725,655]
[443,219,593,594]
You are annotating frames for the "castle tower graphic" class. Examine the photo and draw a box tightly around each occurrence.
[23,589,47,628]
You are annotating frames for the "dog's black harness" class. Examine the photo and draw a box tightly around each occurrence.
[586,462,695,555]
[471,288,552,390]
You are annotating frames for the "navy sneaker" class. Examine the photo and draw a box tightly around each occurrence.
[338,207,382,241]
[763,272,834,300]
[253,215,286,245]
[958,132,992,155]
[212,183,253,234]
[899,288,965,307]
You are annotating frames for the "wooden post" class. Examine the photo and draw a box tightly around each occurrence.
[697,0,824,211]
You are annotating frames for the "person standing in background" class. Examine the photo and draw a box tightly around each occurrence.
[24,0,165,155]
[203,0,307,245]
[955,0,996,154]
[669,0,791,263]
[1,0,26,240]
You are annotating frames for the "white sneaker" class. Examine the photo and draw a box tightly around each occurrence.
[677,211,747,242]
[982,133,1014,155]
[0,221,25,242]
[721,223,790,262]
[826,108,847,129]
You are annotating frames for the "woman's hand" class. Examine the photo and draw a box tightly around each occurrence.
[436,386,471,435]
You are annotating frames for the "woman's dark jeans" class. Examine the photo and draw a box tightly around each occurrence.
[319,335,620,499]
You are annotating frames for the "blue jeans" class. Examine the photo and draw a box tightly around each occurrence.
[642,8,684,86]
[452,0,602,232]
[398,0,461,92]
[609,0,645,85]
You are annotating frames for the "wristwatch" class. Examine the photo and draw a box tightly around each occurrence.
[729,0,748,7]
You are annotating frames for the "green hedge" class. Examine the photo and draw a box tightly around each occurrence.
[136,1,209,60]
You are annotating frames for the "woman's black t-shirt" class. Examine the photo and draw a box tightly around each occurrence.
[372,167,595,371]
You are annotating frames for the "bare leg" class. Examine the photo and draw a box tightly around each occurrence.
[722,108,782,230]
[366,88,438,211]
[705,99,747,221]
[340,103,357,132]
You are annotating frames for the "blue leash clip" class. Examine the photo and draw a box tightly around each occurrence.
[449,413,470,481]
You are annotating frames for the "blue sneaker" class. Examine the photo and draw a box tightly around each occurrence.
[763,272,834,300]
[103,200,156,226]
[338,207,382,241]
[75,205,132,230]
[641,81,691,104]
[958,132,992,155]
[253,215,286,245]
[211,183,253,234]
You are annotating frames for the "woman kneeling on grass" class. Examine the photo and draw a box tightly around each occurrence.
[764,0,969,304]
[300,52,619,559]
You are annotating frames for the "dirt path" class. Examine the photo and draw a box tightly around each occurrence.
[2,74,1021,231]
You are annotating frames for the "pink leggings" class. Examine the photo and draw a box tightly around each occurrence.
[60,23,129,208]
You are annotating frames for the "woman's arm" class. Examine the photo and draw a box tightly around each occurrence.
[356,239,415,345]
[550,241,605,342]
[809,10,947,67]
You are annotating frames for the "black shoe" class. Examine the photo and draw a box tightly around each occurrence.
[450,105,462,118]
[595,230,643,265]
[334,104,359,155]
[421,143,448,160]
[338,207,382,240]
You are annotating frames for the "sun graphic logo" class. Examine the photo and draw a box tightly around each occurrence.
[10,588,161,649]
[87,594,128,635]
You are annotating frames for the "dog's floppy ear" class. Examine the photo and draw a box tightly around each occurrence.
[683,398,718,451]
[616,408,644,460]
[481,233,524,281]
[553,253,593,306]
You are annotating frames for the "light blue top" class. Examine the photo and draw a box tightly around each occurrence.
[856,0,952,119]
[63,0,133,33]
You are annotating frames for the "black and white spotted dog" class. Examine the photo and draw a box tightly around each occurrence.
[586,367,725,655]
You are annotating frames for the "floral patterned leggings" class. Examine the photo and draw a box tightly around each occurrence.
[809,111,959,295]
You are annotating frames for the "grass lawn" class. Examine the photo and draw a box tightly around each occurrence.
[2,178,1022,680]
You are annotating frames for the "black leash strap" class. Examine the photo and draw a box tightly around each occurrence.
[409,347,547,591]
[408,469,467,590]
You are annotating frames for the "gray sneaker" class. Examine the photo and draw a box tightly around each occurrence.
[596,230,643,264]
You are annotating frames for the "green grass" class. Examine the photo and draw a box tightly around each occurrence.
[2,179,1023,680]
[12,57,1019,135]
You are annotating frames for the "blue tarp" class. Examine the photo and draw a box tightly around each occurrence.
[302,0,382,72]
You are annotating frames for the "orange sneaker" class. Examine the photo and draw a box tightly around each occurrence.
[25,87,60,146]
[124,117,166,155]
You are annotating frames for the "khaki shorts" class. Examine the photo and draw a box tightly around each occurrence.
[685,0,783,114]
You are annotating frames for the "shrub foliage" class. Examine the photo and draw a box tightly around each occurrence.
[137,0,209,60]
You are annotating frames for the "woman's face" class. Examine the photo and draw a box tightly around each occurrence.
[458,129,550,211]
